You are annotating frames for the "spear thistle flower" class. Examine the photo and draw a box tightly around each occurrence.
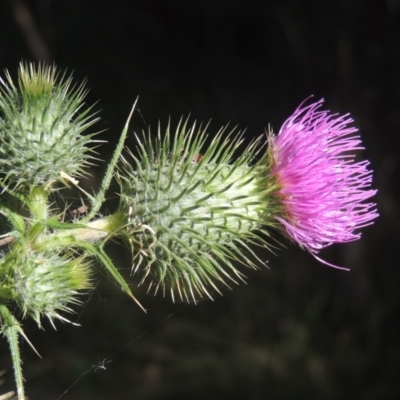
[0,60,380,398]
[267,99,378,268]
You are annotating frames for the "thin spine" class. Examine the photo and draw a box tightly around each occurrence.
[81,99,138,223]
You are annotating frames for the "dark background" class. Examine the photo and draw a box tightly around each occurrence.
[0,1,399,399]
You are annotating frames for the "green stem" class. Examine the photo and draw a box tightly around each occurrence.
[28,186,49,221]
[34,212,127,249]
[0,306,25,400]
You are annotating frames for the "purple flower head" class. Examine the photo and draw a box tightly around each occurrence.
[268,99,378,269]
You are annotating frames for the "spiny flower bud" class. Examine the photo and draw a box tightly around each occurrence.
[117,121,276,302]
[5,248,92,327]
[0,62,99,190]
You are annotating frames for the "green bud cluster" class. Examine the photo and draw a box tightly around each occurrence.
[0,63,280,399]
[0,62,99,190]
[0,63,108,399]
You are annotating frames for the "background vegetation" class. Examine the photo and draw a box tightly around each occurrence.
[0,1,398,399]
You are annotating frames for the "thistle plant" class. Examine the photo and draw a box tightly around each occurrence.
[0,63,377,399]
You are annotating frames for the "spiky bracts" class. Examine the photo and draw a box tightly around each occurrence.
[117,121,277,302]
[0,62,99,190]
[2,248,92,327]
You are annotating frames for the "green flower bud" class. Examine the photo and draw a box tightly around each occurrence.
[4,248,92,327]
[0,62,99,190]
[117,121,277,302]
